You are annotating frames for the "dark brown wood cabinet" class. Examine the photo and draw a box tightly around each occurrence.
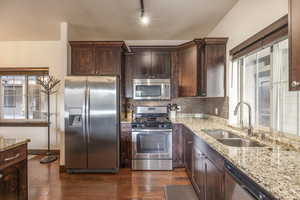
[95,46,122,76]
[183,127,194,177]
[69,41,124,76]
[0,144,28,200]
[192,146,206,199]
[120,123,132,168]
[172,124,184,168]
[177,38,227,98]
[289,0,300,91]
[151,51,171,79]
[177,44,199,97]
[182,126,225,200]
[205,158,224,200]
[204,39,227,97]
[127,48,171,79]
[130,50,152,79]
[71,44,96,75]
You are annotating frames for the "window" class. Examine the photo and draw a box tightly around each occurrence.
[231,39,300,136]
[0,69,48,122]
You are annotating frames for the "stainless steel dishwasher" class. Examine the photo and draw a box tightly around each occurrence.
[224,161,275,200]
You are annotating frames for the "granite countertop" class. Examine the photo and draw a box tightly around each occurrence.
[0,137,30,152]
[172,117,300,200]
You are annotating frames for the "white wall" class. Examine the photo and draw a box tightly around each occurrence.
[0,23,68,150]
[207,0,288,124]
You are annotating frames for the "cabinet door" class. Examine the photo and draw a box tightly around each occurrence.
[95,47,121,75]
[289,0,300,91]
[178,46,198,97]
[205,44,226,97]
[71,45,96,75]
[151,51,171,79]
[131,51,152,79]
[125,55,133,98]
[120,130,132,168]
[0,160,27,200]
[192,146,205,199]
[184,129,193,177]
[205,158,224,200]
[172,124,184,168]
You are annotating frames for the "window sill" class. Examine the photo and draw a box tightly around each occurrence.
[0,121,48,127]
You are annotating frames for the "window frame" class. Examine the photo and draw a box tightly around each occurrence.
[235,37,290,132]
[0,67,49,127]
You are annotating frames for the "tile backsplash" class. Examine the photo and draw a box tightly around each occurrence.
[125,97,229,119]
[172,97,229,119]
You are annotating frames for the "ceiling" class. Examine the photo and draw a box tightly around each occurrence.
[0,0,238,41]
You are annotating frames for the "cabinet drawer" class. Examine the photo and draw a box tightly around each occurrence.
[0,145,27,169]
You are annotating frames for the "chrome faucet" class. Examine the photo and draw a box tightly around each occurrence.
[234,101,254,136]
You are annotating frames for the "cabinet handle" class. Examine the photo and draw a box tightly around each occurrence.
[0,174,2,179]
[291,81,300,88]
[4,153,20,162]
[188,141,193,144]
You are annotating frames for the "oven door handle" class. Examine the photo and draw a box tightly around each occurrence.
[132,129,173,132]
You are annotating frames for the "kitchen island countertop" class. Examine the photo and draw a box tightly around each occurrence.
[0,137,30,152]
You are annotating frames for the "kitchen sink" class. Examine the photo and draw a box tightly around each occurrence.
[202,129,266,147]
[202,129,241,139]
[217,138,266,147]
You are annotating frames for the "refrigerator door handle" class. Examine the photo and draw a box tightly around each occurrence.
[86,88,91,143]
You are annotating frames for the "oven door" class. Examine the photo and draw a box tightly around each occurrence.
[133,79,170,100]
[132,129,172,160]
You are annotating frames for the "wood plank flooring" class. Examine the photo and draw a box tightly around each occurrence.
[28,156,191,200]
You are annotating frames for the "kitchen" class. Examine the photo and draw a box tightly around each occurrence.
[0,0,299,199]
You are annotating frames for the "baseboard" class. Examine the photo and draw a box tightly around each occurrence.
[28,149,60,155]
[59,165,66,173]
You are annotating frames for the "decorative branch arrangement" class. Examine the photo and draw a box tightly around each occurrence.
[37,76,60,95]
[37,75,60,164]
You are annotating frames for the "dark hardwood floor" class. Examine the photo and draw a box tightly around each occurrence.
[28,156,191,200]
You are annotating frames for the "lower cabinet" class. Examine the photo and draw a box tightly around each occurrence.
[205,158,224,200]
[183,127,193,177]
[192,146,206,199]
[120,123,132,168]
[0,146,28,200]
[183,127,225,200]
[172,124,184,168]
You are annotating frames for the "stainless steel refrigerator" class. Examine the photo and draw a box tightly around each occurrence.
[64,76,120,173]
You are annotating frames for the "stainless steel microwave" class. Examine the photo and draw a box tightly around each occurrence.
[133,79,171,100]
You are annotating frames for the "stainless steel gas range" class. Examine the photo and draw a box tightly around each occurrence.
[131,106,172,170]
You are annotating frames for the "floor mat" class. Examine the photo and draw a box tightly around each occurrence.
[164,185,198,200]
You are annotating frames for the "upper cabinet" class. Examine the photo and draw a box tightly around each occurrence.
[71,44,96,75]
[177,44,199,97]
[69,41,124,76]
[151,50,171,79]
[130,50,152,79]
[177,38,228,98]
[95,46,122,76]
[204,39,227,97]
[129,48,172,79]
[289,0,300,91]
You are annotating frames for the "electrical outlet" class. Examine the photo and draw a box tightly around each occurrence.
[177,105,181,112]
[215,107,219,115]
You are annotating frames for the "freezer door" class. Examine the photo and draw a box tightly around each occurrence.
[64,76,88,169]
[87,76,119,171]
